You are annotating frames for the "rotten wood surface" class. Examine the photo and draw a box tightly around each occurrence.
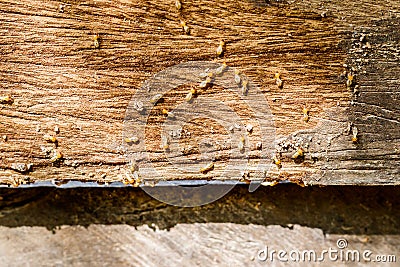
[0,0,399,185]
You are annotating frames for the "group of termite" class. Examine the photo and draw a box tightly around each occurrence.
[122,0,360,176]
[123,40,302,173]
[0,1,362,186]
[115,0,360,179]
[0,95,63,164]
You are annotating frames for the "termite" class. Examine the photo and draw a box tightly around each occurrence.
[43,134,57,143]
[292,147,304,159]
[346,72,354,88]
[241,171,250,180]
[180,20,190,35]
[161,135,170,150]
[256,142,262,150]
[131,171,141,187]
[272,154,282,169]
[241,80,248,95]
[123,173,134,185]
[241,172,251,183]
[12,178,21,187]
[129,160,139,173]
[93,34,100,49]
[185,91,194,102]
[150,93,163,104]
[261,180,279,186]
[245,124,253,134]
[199,76,212,88]
[125,136,139,144]
[175,0,182,10]
[162,108,176,119]
[216,40,225,57]
[274,73,283,89]
[234,69,241,84]
[54,126,60,134]
[200,162,214,173]
[199,68,210,78]
[238,135,245,153]
[215,62,227,75]
[124,169,141,187]
[352,126,358,143]
[0,95,13,104]
[50,150,63,162]
[185,88,197,102]
[161,108,169,115]
[276,78,283,88]
[302,107,310,122]
[59,4,65,13]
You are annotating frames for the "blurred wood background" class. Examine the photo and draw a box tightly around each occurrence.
[0,0,399,185]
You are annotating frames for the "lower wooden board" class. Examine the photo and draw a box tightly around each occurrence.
[0,0,399,185]
[1,224,398,266]
[0,185,399,265]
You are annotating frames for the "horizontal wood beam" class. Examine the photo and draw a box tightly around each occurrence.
[0,0,399,186]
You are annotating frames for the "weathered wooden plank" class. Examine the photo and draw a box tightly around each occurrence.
[0,185,399,265]
[0,0,399,185]
[0,224,398,266]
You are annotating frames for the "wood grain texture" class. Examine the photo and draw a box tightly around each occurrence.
[0,0,399,185]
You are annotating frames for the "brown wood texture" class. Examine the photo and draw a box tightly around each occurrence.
[0,0,399,185]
